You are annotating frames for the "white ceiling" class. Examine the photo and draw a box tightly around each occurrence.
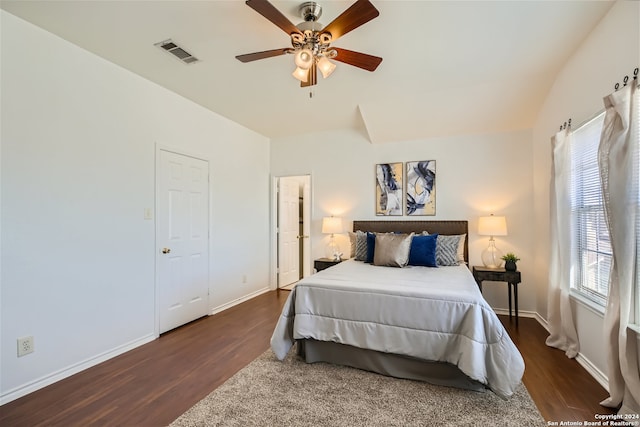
[1,1,614,143]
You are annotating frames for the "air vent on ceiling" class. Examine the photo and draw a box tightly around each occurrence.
[155,39,199,64]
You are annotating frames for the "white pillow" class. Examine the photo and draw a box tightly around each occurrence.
[457,234,467,264]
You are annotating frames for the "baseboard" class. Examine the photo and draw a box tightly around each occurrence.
[0,333,157,406]
[2,288,272,406]
[575,353,609,391]
[534,312,550,331]
[492,308,539,319]
[515,309,609,393]
[210,286,271,316]
[492,306,547,332]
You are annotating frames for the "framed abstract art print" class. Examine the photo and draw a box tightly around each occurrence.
[375,162,403,216]
[406,160,436,216]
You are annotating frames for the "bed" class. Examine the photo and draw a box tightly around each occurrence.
[270,220,524,399]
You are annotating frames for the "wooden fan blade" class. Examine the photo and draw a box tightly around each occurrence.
[245,0,302,36]
[301,63,317,87]
[320,0,379,42]
[236,48,290,63]
[332,48,382,71]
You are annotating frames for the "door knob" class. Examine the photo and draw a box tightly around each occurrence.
[162,248,171,254]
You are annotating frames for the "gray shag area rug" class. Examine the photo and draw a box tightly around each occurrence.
[170,349,545,427]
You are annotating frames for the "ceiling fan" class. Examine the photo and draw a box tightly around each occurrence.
[236,0,383,87]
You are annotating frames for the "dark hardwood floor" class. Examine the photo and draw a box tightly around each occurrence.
[500,315,616,423]
[1,290,615,426]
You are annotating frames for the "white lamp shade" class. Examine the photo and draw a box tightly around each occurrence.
[322,217,343,234]
[294,48,313,70]
[478,215,507,236]
[317,56,336,79]
[292,67,309,82]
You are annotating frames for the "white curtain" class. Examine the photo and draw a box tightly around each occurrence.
[546,128,580,358]
[598,82,640,415]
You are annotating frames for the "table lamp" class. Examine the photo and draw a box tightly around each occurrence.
[478,215,507,268]
[322,216,343,261]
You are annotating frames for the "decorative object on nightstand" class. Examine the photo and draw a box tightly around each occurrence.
[314,258,342,272]
[322,216,343,261]
[477,214,508,268]
[472,266,522,326]
[501,253,520,272]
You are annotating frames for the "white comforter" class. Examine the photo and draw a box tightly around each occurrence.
[271,260,525,398]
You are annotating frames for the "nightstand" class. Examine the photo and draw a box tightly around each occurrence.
[314,258,342,272]
[472,266,522,326]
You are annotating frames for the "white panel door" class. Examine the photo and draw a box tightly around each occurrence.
[278,177,300,287]
[158,150,209,334]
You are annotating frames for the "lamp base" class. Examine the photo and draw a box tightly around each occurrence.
[481,240,504,268]
[326,236,342,261]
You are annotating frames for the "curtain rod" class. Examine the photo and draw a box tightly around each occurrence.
[614,67,639,91]
[558,67,638,132]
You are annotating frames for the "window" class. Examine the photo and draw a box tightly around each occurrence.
[569,112,611,306]
[635,87,640,326]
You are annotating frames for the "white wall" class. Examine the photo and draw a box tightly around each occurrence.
[532,0,639,382]
[270,127,535,312]
[3,0,636,405]
[0,11,270,403]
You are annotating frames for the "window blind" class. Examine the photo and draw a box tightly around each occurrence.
[569,111,610,306]
[634,86,640,324]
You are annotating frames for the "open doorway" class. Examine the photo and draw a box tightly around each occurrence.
[273,175,311,290]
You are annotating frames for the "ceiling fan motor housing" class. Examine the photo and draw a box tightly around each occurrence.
[299,2,322,22]
[293,2,332,56]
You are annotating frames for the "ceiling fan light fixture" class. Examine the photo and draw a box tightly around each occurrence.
[237,0,382,88]
[294,48,314,70]
[317,56,336,79]
[292,66,309,82]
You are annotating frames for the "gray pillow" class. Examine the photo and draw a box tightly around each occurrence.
[373,232,414,267]
[348,231,356,258]
[436,235,462,266]
[354,230,368,261]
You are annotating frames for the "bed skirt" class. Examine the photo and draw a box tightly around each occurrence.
[296,339,487,393]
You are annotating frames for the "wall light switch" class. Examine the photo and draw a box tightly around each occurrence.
[144,208,153,220]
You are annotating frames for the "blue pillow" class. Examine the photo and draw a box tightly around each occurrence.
[366,232,376,263]
[408,234,438,267]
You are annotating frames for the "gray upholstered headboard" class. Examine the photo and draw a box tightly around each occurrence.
[352,220,469,263]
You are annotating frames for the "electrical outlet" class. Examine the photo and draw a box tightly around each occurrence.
[242,275,247,284]
[17,336,34,357]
